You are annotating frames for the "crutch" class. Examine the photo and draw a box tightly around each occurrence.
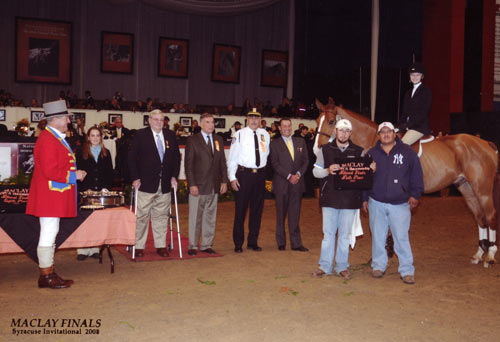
[168,205,174,251]
[172,184,183,258]
[127,187,138,259]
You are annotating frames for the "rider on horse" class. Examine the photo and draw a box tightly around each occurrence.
[398,63,432,146]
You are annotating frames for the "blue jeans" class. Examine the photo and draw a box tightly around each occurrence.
[318,207,356,275]
[368,197,414,276]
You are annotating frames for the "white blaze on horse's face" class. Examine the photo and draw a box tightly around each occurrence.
[410,72,423,85]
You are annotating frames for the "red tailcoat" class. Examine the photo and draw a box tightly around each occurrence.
[26,127,78,218]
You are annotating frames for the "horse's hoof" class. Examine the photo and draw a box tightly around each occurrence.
[471,258,481,265]
[483,261,492,268]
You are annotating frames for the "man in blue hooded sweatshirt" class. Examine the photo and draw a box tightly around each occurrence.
[362,122,424,284]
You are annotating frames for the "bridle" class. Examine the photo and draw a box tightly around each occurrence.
[316,109,337,139]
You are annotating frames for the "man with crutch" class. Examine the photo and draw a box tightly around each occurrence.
[128,109,180,258]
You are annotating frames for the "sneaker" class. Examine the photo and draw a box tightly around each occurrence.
[401,275,415,284]
[372,269,385,278]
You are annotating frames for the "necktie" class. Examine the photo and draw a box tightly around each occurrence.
[254,131,260,167]
[207,135,213,156]
[286,138,294,160]
[156,134,164,162]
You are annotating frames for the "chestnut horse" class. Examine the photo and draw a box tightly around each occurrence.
[315,98,500,267]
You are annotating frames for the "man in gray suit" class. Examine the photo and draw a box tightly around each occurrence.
[270,118,309,251]
[185,113,228,255]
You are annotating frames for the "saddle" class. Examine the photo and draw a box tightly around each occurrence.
[410,135,434,158]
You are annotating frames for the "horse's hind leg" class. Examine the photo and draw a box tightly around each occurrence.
[454,178,495,266]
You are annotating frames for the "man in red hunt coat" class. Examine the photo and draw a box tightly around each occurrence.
[26,100,87,289]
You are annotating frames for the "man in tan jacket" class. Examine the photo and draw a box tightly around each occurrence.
[184,113,228,255]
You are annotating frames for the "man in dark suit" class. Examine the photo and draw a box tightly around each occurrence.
[270,118,309,251]
[184,113,228,255]
[110,117,131,180]
[128,109,181,257]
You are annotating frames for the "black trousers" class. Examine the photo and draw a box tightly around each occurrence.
[233,168,265,248]
[275,191,303,249]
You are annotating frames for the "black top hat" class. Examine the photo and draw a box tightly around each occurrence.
[409,63,426,75]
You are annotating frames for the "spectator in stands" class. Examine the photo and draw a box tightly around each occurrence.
[178,103,186,113]
[224,103,236,115]
[160,102,169,112]
[113,91,123,105]
[278,97,292,117]
[271,106,278,117]
[213,106,220,115]
[66,90,78,108]
[136,100,147,112]
[263,100,273,116]
[30,98,39,107]
[84,90,95,109]
[58,90,66,101]
[170,103,178,113]
[101,99,112,110]
[242,97,251,115]
[111,97,121,110]
[146,98,154,112]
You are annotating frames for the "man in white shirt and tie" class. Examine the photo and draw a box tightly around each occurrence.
[128,109,181,258]
[227,108,270,253]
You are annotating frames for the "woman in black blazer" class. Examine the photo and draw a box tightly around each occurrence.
[76,127,114,260]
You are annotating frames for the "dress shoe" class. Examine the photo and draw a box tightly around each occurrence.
[76,254,88,261]
[372,269,385,278]
[90,253,100,259]
[188,249,198,256]
[53,271,74,285]
[312,269,326,278]
[292,246,309,252]
[200,248,216,254]
[135,249,144,258]
[38,267,72,289]
[278,246,286,251]
[234,247,243,253]
[338,270,351,280]
[401,275,415,284]
[247,245,262,251]
[157,248,169,257]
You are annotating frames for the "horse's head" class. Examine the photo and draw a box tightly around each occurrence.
[315,97,338,148]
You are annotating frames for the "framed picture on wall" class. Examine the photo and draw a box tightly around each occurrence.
[211,44,241,83]
[214,118,226,129]
[158,37,189,78]
[108,113,123,125]
[180,117,192,128]
[31,111,44,123]
[101,31,134,74]
[261,49,288,88]
[70,112,86,124]
[143,115,149,126]
[0,109,5,121]
[15,17,72,84]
